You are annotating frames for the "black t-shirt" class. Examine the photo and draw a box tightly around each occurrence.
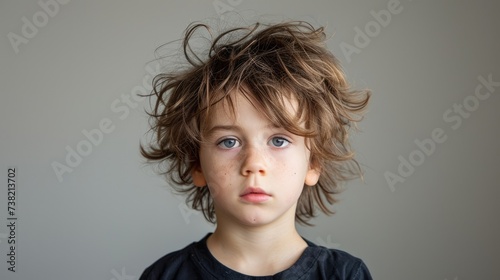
[140,233,372,280]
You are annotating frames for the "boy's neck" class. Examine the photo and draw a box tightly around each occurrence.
[206,219,307,276]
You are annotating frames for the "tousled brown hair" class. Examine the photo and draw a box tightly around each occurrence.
[141,21,370,225]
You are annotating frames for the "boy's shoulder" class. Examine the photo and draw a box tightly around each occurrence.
[301,239,372,280]
[139,234,205,280]
[139,233,372,280]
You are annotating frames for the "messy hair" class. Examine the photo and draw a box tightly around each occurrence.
[141,20,370,225]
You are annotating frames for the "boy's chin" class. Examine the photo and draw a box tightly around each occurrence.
[232,211,294,228]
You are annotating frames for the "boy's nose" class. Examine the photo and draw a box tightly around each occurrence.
[240,146,267,176]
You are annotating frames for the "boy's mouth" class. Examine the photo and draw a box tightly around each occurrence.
[240,187,271,203]
[240,187,270,196]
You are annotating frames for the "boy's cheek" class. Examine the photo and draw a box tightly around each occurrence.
[207,184,224,200]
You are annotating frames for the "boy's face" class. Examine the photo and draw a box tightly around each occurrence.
[192,91,320,227]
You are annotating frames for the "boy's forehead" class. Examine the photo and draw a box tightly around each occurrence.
[203,93,253,128]
[202,90,301,130]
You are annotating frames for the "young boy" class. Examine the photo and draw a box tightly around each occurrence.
[139,20,372,279]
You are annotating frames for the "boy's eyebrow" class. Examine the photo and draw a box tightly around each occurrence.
[205,125,241,137]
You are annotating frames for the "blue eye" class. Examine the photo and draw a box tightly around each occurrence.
[270,137,290,148]
[218,138,240,149]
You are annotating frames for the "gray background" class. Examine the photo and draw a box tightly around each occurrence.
[1,0,499,279]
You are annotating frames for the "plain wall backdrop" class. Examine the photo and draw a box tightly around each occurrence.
[1,0,499,279]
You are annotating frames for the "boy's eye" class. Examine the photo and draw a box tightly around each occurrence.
[217,138,240,149]
[269,137,290,148]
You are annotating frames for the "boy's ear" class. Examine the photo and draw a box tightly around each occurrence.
[305,157,321,186]
[305,167,321,186]
[192,166,207,187]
